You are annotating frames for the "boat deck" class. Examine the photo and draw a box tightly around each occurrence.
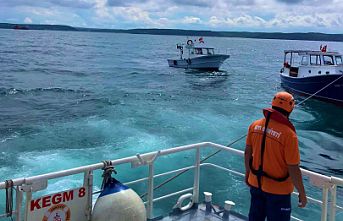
[157,204,247,221]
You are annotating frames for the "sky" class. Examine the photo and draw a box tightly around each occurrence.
[0,0,342,33]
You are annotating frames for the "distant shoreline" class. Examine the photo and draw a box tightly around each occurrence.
[1,22,343,42]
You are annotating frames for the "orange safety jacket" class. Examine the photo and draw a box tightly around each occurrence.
[246,108,300,195]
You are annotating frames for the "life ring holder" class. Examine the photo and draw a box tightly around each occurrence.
[174,193,194,211]
[187,40,193,46]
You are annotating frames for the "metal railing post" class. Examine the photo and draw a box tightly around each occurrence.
[321,185,329,221]
[84,170,93,221]
[193,147,200,204]
[15,186,23,221]
[24,192,32,221]
[329,184,337,221]
[147,162,155,220]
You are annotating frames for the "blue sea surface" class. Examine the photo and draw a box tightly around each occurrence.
[0,29,342,220]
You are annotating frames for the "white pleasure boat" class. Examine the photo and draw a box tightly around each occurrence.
[168,38,230,71]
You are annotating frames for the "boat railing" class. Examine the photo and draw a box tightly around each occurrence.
[0,142,342,221]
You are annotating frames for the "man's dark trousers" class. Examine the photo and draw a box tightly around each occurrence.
[249,186,291,221]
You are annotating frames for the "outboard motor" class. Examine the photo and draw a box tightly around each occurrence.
[92,161,146,221]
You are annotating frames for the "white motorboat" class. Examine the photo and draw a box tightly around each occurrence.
[168,38,230,71]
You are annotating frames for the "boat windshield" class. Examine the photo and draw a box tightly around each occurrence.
[207,48,214,55]
[323,55,334,65]
[335,56,342,65]
[310,54,321,65]
[194,48,204,55]
[301,56,309,65]
[193,48,214,55]
[285,53,301,67]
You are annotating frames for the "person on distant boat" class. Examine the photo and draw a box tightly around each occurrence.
[244,92,307,221]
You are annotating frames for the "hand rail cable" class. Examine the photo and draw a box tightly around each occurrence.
[140,134,247,198]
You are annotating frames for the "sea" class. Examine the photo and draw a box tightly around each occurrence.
[0,29,342,220]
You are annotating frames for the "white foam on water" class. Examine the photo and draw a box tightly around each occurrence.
[1,133,19,143]
[293,109,316,122]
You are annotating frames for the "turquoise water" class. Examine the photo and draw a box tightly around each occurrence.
[0,29,342,219]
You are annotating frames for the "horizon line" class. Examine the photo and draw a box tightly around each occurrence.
[1,22,343,35]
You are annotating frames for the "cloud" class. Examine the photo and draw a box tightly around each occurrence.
[171,0,211,7]
[107,0,212,8]
[24,17,32,23]
[0,0,342,32]
[276,0,304,3]
[208,15,266,28]
[275,0,334,5]
[206,11,343,31]
[94,0,111,19]
[182,16,202,24]
[28,7,57,17]
[118,7,151,22]
[106,6,155,27]
[53,0,95,9]
[0,0,95,9]
[269,13,343,28]
[17,6,88,27]
[107,0,149,7]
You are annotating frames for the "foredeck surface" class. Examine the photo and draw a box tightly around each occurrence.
[158,204,247,221]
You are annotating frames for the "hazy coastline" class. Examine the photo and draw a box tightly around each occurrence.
[1,22,343,42]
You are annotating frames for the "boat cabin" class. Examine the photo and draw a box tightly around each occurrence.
[176,43,216,59]
[282,50,343,77]
[191,47,215,56]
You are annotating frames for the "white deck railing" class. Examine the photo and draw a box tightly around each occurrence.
[0,142,342,221]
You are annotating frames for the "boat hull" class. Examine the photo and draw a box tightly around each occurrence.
[280,73,343,104]
[168,55,230,71]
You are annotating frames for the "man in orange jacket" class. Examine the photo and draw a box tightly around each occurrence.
[244,92,307,221]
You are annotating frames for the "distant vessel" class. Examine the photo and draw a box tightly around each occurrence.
[280,47,343,104]
[167,38,230,71]
[13,25,29,30]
